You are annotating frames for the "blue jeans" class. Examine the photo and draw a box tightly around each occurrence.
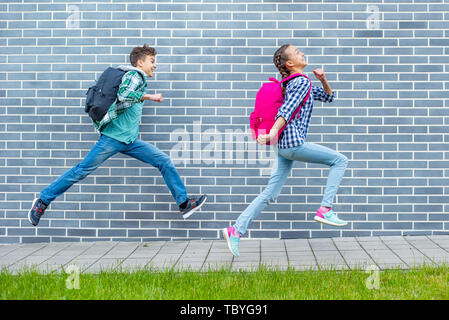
[234,142,348,236]
[40,135,188,206]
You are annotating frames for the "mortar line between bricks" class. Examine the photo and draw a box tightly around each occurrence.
[81,241,121,273]
[426,235,449,255]
[199,240,214,272]
[7,243,50,269]
[330,238,350,269]
[378,237,410,269]
[354,236,381,270]
[144,241,169,269]
[402,236,437,266]
[115,242,143,272]
[306,238,320,271]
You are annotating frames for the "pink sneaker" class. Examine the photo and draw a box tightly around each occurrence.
[314,207,348,227]
[222,226,240,257]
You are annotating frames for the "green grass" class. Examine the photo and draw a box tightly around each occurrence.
[1,264,448,300]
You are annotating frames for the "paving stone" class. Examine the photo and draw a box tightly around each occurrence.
[119,258,153,271]
[318,264,350,271]
[284,241,311,252]
[288,263,319,271]
[333,241,362,251]
[233,256,260,263]
[358,242,390,250]
[416,248,449,263]
[67,258,98,272]
[377,262,409,270]
[357,236,381,242]
[202,261,232,272]
[308,238,336,251]
[1,236,449,273]
[231,262,261,272]
[177,264,204,272]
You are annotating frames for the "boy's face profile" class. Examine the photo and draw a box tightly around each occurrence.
[136,54,156,78]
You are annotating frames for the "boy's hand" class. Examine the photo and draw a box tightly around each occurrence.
[152,93,163,103]
[142,94,164,103]
[312,68,326,82]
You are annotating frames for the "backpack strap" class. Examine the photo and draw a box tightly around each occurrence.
[124,69,146,88]
[282,73,312,124]
[280,73,303,84]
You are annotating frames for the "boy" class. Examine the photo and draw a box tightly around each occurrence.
[29,44,207,226]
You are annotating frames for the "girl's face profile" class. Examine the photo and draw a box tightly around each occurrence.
[285,45,307,71]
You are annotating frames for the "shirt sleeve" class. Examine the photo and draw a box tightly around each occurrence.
[275,77,311,123]
[117,71,145,103]
[311,85,335,103]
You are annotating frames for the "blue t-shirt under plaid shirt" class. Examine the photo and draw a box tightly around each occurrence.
[275,76,336,149]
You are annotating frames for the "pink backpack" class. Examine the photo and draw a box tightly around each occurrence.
[250,73,312,145]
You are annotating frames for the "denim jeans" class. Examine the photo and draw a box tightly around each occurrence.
[234,142,348,236]
[40,135,188,206]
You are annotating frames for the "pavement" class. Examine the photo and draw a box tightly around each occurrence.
[1,235,449,274]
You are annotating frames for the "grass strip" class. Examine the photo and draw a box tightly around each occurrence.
[1,264,448,300]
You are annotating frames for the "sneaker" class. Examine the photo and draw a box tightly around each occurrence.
[28,198,48,226]
[314,208,348,227]
[179,195,207,219]
[222,226,240,257]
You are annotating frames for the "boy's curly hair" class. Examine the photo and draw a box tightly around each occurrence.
[130,44,157,67]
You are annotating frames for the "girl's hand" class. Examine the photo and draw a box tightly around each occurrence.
[257,128,279,145]
[312,68,326,82]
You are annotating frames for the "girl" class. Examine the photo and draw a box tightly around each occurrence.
[223,44,349,257]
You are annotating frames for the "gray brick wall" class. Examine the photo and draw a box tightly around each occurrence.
[1,0,449,243]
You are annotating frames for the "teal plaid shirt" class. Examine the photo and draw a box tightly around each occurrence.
[92,70,147,133]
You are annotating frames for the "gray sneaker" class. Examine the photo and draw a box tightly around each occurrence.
[179,195,207,219]
[28,198,48,226]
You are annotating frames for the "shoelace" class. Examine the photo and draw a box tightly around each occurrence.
[34,201,47,216]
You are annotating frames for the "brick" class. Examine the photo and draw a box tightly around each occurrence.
[0,2,447,243]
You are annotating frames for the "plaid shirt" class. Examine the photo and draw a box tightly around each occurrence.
[92,70,147,133]
[275,76,336,149]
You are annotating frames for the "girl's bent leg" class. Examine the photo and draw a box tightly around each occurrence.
[286,142,348,208]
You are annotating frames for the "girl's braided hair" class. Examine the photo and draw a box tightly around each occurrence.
[273,44,292,96]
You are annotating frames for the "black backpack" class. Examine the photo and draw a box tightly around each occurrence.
[84,67,145,122]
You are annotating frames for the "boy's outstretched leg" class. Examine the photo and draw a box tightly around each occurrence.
[121,139,207,219]
[28,135,121,226]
